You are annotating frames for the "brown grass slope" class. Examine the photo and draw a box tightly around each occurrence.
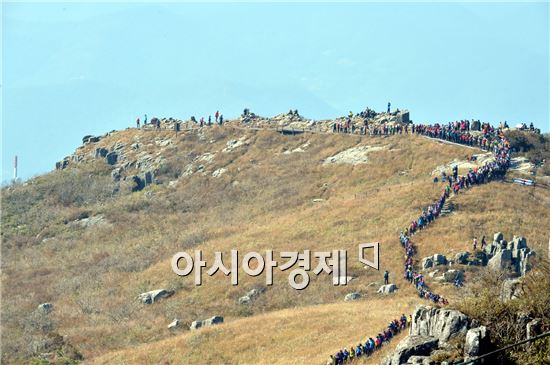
[1,126,548,364]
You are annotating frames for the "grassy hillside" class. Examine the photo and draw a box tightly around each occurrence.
[2,125,548,364]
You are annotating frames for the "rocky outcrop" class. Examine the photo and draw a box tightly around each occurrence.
[464,326,489,360]
[421,254,447,269]
[411,306,470,343]
[138,289,174,304]
[323,145,386,165]
[383,306,490,365]
[434,269,464,283]
[381,335,439,365]
[451,233,535,277]
[190,315,224,330]
[485,234,535,276]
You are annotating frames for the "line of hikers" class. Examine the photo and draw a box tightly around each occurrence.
[326,314,410,365]
[398,128,511,305]
[324,122,513,364]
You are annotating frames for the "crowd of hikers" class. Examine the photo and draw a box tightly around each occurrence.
[325,120,512,364]
[326,314,410,365]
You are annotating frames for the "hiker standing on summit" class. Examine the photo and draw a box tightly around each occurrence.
[384,270,390,285]
[387,102,391,113]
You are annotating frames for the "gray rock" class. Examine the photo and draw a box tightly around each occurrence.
[381,335,439,365]
[238,288,265,305]
[56,159,69,170]
[494,232,504,242]
[411,306,470,343]
[378,284,398,295]
[487,249,513,272]
[83,135,100,144]
[138,289,175,304]
[111,167,123,182]
[38,303,53,314]
[167,319,180,329]
[500,278,523,301]
[422,254,447,269]
[455,252,470,265]
[143,171,154,185]
[130,175,145,192]
[344,292,361,301]
[190,315,224,330]
[433,254,447,265]
[95,147,109,158]
[473,251,488,266]
[518,249,535,276]
[106,151,118,165]
[406,356,434,365]
[442,269,464,282]
[422,257,434,270]
[464,326,488,359]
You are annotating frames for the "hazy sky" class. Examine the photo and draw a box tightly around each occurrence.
[2,2,549,181]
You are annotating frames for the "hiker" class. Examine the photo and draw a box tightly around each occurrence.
[387,102,391,113]
[144,114,148,124]
[136,117,140,128]
[215,110,219,123]
[383,270,389,285]
[219,114,224,125]
[208,115,212,126]
[472,237,478,251]
[481,236,486,250]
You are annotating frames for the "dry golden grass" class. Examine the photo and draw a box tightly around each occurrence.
[2,127,548,364]
[86,297,417,365]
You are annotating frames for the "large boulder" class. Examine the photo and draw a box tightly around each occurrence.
[381,335,439,365]
[190,315,224,330]
[422,257,434,269]
[464,326,489,359]
[487,249,513,272]
[411,306,470,343]
[378,284,398,295]
[138,289,174,304]
[494,232,504,242]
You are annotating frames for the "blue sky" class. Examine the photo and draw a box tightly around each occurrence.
[2,2,549,181]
